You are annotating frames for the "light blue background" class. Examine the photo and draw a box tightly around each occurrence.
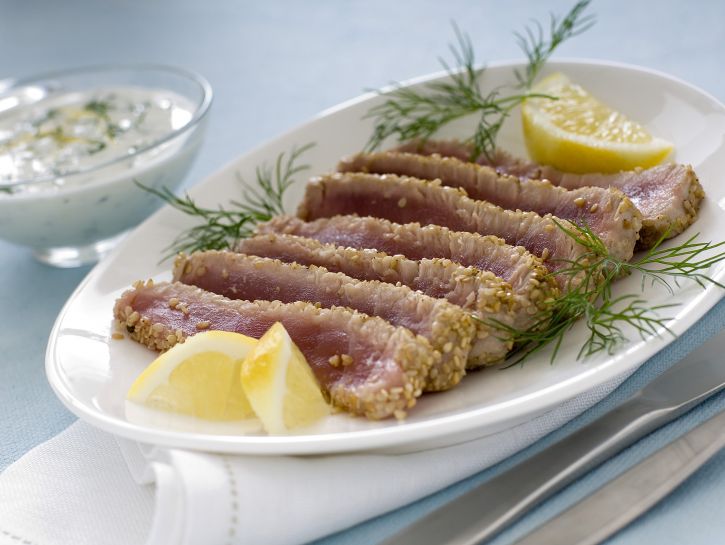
[1,1,724,543]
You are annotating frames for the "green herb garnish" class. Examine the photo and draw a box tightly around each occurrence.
[364,0,594,160]
[137,142,314,258]
[488,223,725,365]
[84,98,128,139]
[513,1,595,90]
[84,99,111,119]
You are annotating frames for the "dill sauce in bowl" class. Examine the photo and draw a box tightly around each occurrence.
[0,65,211,267]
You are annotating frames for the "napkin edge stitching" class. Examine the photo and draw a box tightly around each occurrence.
[221,456,239,545]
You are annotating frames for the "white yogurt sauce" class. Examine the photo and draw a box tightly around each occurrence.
[0,85,204,253]
[0,86,193,189]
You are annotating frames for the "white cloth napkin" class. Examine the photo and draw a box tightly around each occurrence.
[0,370,630,545]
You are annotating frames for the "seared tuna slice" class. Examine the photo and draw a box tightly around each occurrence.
[114,280,434,419]
[545,165,702,249]
[339,151,642,257]
[297,172,601,278]
[173,251,473,390]
[396,139,704,249]
[257,215,558,328]
[236,233,516,367]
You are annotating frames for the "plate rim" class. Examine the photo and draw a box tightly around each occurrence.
[45,57,725,455]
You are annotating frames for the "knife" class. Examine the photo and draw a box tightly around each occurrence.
[511,405,725,545]
[380,330,725,545]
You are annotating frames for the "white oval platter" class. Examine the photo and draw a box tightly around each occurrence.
[46,59,725,455]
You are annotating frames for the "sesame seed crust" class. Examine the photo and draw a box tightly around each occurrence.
[237,233,519,368]
[636,165,705,249]
[337,152,642,263]
[258,215,559,338]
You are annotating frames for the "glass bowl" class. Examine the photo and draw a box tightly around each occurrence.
[0,64,212,267]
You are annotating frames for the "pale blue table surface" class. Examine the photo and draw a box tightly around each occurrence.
[1,1,724,543]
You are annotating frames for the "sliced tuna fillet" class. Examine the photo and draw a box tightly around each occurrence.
[338,151,642,258]
[296,172,598,284]
[173,251,473,390]
[396,139,704,249]
[257,215,558,329]
[114,280,434,419]
[236,233,516,367]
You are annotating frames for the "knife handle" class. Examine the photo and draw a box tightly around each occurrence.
[385,395,685,545]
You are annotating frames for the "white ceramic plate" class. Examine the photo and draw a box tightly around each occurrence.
[46,59,725,455]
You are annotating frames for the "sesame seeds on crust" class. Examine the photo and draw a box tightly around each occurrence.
[637,165,705,249]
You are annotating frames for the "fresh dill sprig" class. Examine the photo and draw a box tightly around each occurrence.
[487,222,725,365]
[513,0,596,90]
[136,142,315,258]
[364,0,594,159]
[132,183,256,257]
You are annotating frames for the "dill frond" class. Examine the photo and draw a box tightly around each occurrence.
[136,142,315,259]
[486,223,725,366]
[513,0,596,90]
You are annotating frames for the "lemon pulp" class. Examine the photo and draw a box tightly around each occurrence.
[127,330,256,421]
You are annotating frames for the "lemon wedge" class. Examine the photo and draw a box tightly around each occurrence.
[127,330,256,420]
[240,322,329,434]
[522,72,673,173]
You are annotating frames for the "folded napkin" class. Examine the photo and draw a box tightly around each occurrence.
[0,370,630,545]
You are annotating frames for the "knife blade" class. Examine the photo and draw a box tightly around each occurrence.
[512,406,725,545]
[379,330,725,545]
